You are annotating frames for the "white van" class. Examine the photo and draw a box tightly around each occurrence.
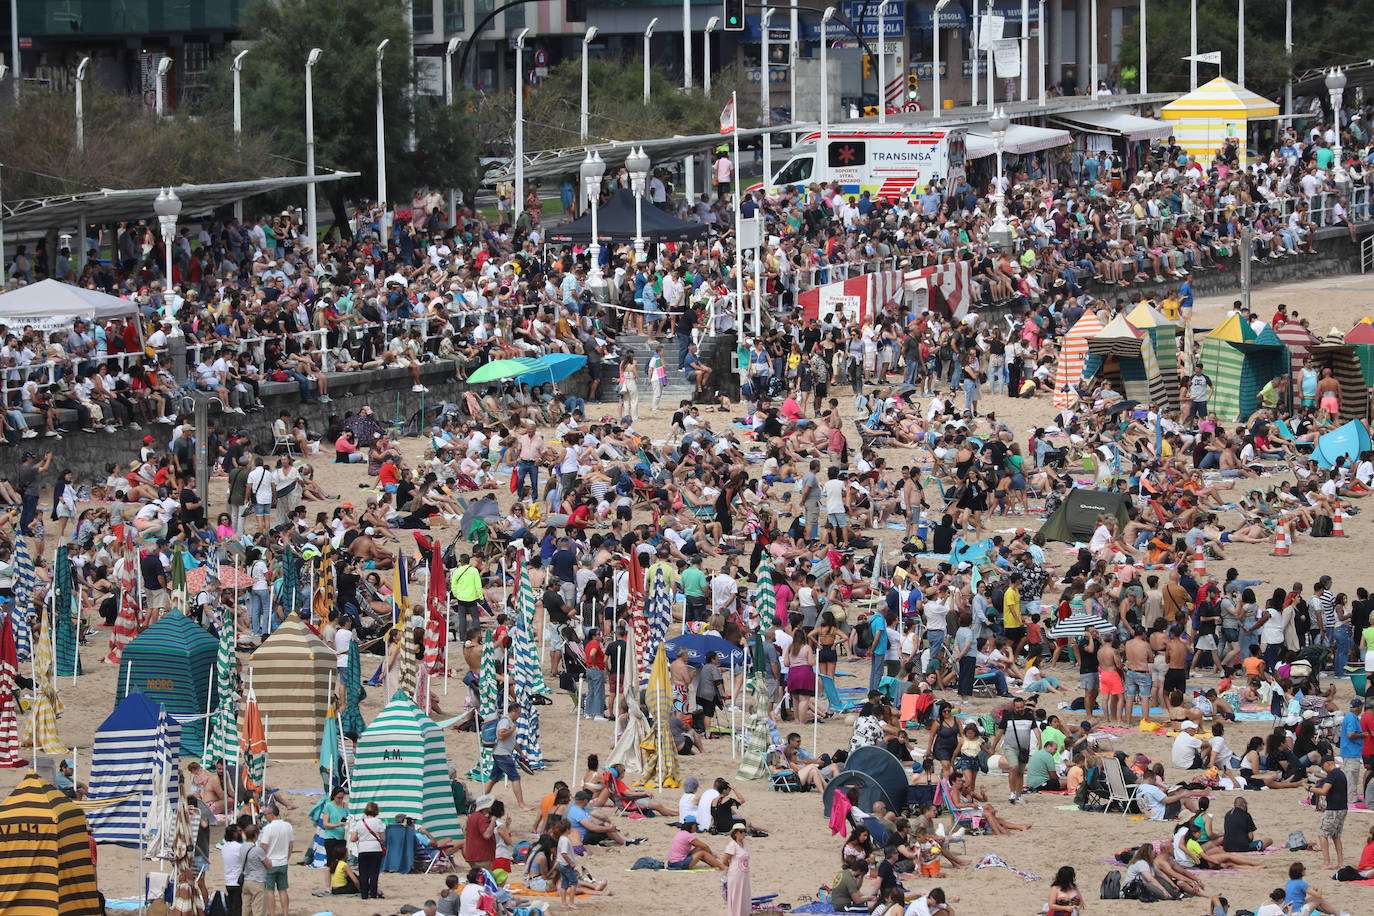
[751,126,968,201]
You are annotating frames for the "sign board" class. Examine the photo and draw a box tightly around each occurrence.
[976,14,1004,51]
[838,0,902,21]
[962,59,989,78]
[992,38,1020,78]
[912,62,948,80]
[739,215,764,250]
[534,48,549,77]
[806,2,906,40]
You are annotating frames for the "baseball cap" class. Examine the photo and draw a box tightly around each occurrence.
[1352,698,1364,708]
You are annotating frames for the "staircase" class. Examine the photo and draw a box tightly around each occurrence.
[599,332,729,408]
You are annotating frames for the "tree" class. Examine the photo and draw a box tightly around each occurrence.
[205,0,482,237]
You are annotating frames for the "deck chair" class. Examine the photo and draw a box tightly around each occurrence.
[932,778,984,833]
[819,674,865,713]
[1274,419,1315,454]
[770,769,805,792]
[1101,756,1138,815]
[381,822,416,873]
[862,815,891,848]
[417,835,457,874]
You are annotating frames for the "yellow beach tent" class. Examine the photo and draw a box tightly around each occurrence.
[1161,77,1279,166]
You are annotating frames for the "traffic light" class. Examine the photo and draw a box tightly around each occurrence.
[862,55,871,80]
[566,0,586,21]
[906,73,919,100]
[723,0,744,31]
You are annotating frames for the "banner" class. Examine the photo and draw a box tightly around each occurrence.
[993,38,1021,78]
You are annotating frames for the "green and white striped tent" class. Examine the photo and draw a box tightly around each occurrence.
[115,611,217,756]
[1199,315,1289,421]
[1082,314,1170,413]
[351,693,464,840]
[1308,330,1369,422]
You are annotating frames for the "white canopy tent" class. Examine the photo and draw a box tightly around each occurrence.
[964,123,1073,159]
[0,279,140,333]
[1050,109,1174,142]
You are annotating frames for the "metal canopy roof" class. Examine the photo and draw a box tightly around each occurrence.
[964,123,1073,158]
[0,172,361,234]
[1050,109,1174,142]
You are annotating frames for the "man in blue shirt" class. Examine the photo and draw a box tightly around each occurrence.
[1178,274,1194,318]
[1338,698,1366,804]
[919,186,942,216]
[567,790,635,845]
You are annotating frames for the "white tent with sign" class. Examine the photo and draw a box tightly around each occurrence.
[0,280,140,334]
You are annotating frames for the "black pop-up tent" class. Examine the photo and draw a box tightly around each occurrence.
[547,189,710,244]
[1039,488,1132,543]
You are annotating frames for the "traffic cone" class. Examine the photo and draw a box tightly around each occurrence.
[1192,547,1206,578]
[1272,527,1291,557]
[1333,505,1347,537]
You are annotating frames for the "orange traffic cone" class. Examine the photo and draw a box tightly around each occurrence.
[1192,547,1206,578]
[1333,505,1347,537]
[1272,527,1291,557]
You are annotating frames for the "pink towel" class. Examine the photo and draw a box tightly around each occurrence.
[829,790,852,837]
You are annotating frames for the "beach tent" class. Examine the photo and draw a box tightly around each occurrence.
[547,188,709,244]
[1053,311,1106,408]
[1307,331,1369,422]
[248,613,334,763]
[1160,77,1280,166]
[0,771,103,914]
[1038,488,1132,543]
[821,747,909,817]
[1312,419,1374,471]
[1083,315,1170,408]
[1199,315,1288,421]
[115,611,218,756]
[1343,319,1374,390]
[0,278,139,334]
[1275,322,1318,404]
[351,694,464,841]
[84,692,181,848]
[1125,301,1180,412]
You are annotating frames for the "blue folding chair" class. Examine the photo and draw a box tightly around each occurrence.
[819,674,864,713]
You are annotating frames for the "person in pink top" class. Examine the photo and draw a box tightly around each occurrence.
[667,818,723,870]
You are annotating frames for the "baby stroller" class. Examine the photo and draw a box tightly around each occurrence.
[1287,643,1330,693]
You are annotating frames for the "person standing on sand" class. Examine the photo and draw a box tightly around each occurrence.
[1097,634,1126,725]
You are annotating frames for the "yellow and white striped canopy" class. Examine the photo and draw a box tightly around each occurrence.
[1161,77,1280,120]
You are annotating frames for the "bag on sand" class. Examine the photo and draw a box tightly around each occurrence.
[1099,869,1122,899]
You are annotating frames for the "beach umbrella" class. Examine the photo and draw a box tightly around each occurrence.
[0,615,25,767]
[167,776,202,916]
[103,549,143,665]
[627,549,650,685]
[279,550,303,621]
[53,546,82,677]
[26,613,65,755]
[466,357,541,386]
[510,560,551,769]
[339,638,366,741]
[394,565,417,703]
[12,538,35,662]
[517,353,588,386]
[170,548,188,618]
[735,655,771,781]
[239,691,266,795]
[1105,399,1141,417]
[312,546,336,626]
[1048,613,1110,640]
[663,633,747,668]
[466,629,497,783]
[186,564,254,593]
[641,564,672,679]
[638,644,681,789]
[201,622,240,769]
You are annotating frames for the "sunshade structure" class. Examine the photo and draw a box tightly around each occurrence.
[1039,488,1132,543]
[339,637,367,741]
[85,692,182,848]
[1052,311,1107,408]
[635,644,681,789]
[116,611,218,756]
[466,357,541,386]
[1344,319,1374,389]
[510,562,551,770]
[202,621,240,769]
[1049,612,1112,639]
[248,613,334,763]
[0,278,139,333]
[1083,315,1170,410]
[351,694,465,840]
[754,562,778,628]
[1307,331,1369,422]
[821,747,909,817]
[547,188,709,244]
[963,122,1072,159]
[1125,301,1180,412]
[53,547,82,678]
[1312,419,1374,471]
[393,566,417,704]
[1160,77,1280,165]
[1200,315,1289,421]
[0,772,102,915]
[465,630,497,784]
[664,633,747,668]
[1049,108,1173,141]
[518,353,588,387]
[606,605,647,779]
[26,613,65,756]
[0,615,23,768]
[1275,321,1318,400]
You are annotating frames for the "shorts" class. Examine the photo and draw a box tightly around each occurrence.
[1004,626,1025,645]
[491,754,521,783]
[667,857,694,870]
[1163,667,1188,693]
[264,865,289,891]
[146,588,169,610]
[1002,747,1023,768]
[1079,672,1100,691]
[558,863,579,888]
[254,501,272,517]
[1318,809,1347,839]
[1099,670,1124,696]
[919,860,941,877]
[1125,671,1151,699]
[828,512,849,528]
[545,625,567,653]
[194,853,210,874]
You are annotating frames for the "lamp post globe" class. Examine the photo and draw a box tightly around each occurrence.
[581,151,608,289]
[1326,68,1350,193]
[987,108,1014,250]
[626,146,652,262]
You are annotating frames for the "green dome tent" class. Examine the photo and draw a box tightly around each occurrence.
[1038,488,1132,543]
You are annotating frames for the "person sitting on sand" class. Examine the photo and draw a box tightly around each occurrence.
[944,770,1031,836]
[667,817,723,870]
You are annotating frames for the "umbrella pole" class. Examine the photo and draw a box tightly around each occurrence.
[730,657,737,759]
[138,772,147,915]
[444,597,452,696]
[572,674,584,786]
[812,659,820,756]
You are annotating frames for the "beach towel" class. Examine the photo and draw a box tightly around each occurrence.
[974,853,1041,882]
[829,790,851,836]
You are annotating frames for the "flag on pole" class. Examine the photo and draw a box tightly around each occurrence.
[719,94,736,134]
[1182,51,1222,65]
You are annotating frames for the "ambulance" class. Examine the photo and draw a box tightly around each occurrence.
[750,125,967,201]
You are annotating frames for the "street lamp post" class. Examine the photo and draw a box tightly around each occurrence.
[444,37,461,227]
[643,18,658,106]
[819,6,836,184]
[514,28,530,220]
[1020,0,1028,102]
[933,0,951,118]
[305,47,322,264]
[1190,0,1198,89]
[581,27,598,143]
[1237,0,1245,88]
[155,56,172,117]
[376,38,390,248]
[1327,68,1350,194]
[1139,0,1147,94]
[1037,0,1046,104]
[988,107,1013,249]
[704,17,718,97]
[580,151,607,289]
[154,187,182,298]
[683,0,693,90]
[877,1,886,122]
[232,49,250,223]
[761,9,774,184]
[1284,0,1293,125]
[75,56,90,261]
[626,146,651,263]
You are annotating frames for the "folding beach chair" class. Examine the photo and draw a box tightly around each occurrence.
[819,674,864,714]
[1101,756,1138,815]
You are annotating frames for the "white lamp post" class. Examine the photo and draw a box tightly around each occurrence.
[444,37,461,227]
[988,107,1013,249]
[643,17,658,106]
[1020,0,1028,102]
[933,0,951,118]
[819,6,836,185]
[154,187,182,294]
[626,146,651,263]
[761,8,774,183]
[877,1,886,122]
[683,0,693,90]
[1190,0,1197,89]
[1284,0,1292,125]
[704,16,718,97]
[305,47,322,263]
[1327,67,1350,193]
[155,56,172,116]
[376,38,390,247]
[232,49,250,223]
[75,57,89,152]
[1139,0,1147,94]
[580,151,607,287]
[1037,0,1046,103]
[1089,0,1098,94]
[514,28,530,220]
[581,27,598,143]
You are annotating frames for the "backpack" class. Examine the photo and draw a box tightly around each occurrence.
[1310,515,1333,537]
[480,717,500,748]
[1099,869,1123,900]
[1286,829,1308,851]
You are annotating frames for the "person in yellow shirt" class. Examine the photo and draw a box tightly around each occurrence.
[1003,571,1025,655]
[450,553,485,641]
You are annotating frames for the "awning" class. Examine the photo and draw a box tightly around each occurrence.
[964,123,1072,159]
[0,278,139,332]
[1051,109,1173,141]
[0,172,361,235]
